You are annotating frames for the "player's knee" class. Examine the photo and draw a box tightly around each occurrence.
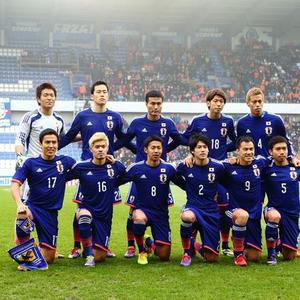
[94,249,106,263]
[265,209,281,223]
[181,210,195,223]
[203,250,219,263]
[132,209,147,223]
[156,245,170,261]
[76,209,91,219]
[41,248,56,264]
[282,247,296,261]
[232,209,249,226]
[245,248,261,262]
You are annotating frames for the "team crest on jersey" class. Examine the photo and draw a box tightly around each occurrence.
[107,168,114,178]
[56,161,64,174]
[265,126,272,135]
[220,127,227,137]
[290,171,297,180]
[160,127,167,136]
[208,173,216,183]
[160,174,167,184]
[106,120,114,130]
[252,165,260,177]
[161,168,166,173]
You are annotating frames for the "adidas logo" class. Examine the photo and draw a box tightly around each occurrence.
[36,168,43,173]
[87,121,93,126]
[246,129,251,133]
[201,128,207,132]
[188,173,194,178]
[87,171,93,175]
[140,174,147,179]
[231,171,238,175]
[271,173,277,177]
[142,128,148,132]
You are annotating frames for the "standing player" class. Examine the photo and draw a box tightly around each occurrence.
[15,82,65,197]
[169,88,236,256]
[223,136,266,267]
[59,80,135,258]
[236,87,293,157]
[115,90,183,258]
[119,136,185,265]
[68,132,126,267]
[177,134,224,266]
[11,129,75,268]
[263,136,300,264]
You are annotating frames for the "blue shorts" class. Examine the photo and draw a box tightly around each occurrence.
[264,207,299,251]
[126,183,173,207]
[141,208,171,245]
[183,205,220,254]
[216,184,229,208]
[226,209,262,251]
[73,184,122,205]
[28,204,58,249]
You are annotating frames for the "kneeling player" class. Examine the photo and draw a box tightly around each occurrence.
[11,129,75,269]
[263,136,300,264]
[69,132,125,267]
[120,136,185,265]
[177,134,224,266]
[223,136,266,266]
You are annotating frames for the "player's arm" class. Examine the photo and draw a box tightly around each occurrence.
[167,121,186,152]
[277,117,294,156]
[114,117,136,153]
[226,119,237,153]
[15,113,31,167]
[171,164,186,190]
[116,164,135,186]
[11,181,27,214]
[58,115,81,150]
[167,123,191,152]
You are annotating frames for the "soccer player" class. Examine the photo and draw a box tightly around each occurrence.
[59,80,135,258]
[263,136,300,264]
[169,88,236,256]
[15,82,65,198]
[119,136,185,265]
[68,132,126,267]
[223,136,266,266]
[11,129,75,267]
[177,134,224,266]
[236,87,293,157]
[115,90,183,258]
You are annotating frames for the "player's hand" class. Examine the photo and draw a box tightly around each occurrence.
[106,154,115,164]
[184,154,194,168]
[291,156,300,167]
[228,157,239,165]
[17,203,27,215]
[15,153,25,169]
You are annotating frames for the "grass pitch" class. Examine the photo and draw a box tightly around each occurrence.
[1,186,300,300]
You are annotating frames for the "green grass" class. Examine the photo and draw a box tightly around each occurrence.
[1,185,300,300]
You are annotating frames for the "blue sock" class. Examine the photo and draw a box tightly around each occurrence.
[180,221,193,255]
[78,215,93,256]
[133,223,146,253]
[266,222,279,256]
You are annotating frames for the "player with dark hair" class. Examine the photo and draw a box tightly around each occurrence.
[59,80,135,259]
[223,136,266,266]
[119,135,185,265]
[263,136,300,264]
[169,88,236,256]
[11,129,75,268]
[177,133,224,266]
[115,90,183,258]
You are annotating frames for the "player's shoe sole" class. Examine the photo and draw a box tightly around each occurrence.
[84,255,95,267]
[267,255,277,265]
[180,253,192,267]
[68,248,81,259]
[234,254,247,267]
[124,246,135,258]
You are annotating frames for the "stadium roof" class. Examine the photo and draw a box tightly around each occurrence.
[1,0,300,34]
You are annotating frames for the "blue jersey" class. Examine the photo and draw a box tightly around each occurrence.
[120,114,182,162]
[263,162,300,217]
[59,108,132,159]
[177,159,225,213]
[69,160,126,218]
[120,160,185,215]
[222,158,267,219]
[12,155,75,210]
[236,111,292,157]
[180,113,236,160]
